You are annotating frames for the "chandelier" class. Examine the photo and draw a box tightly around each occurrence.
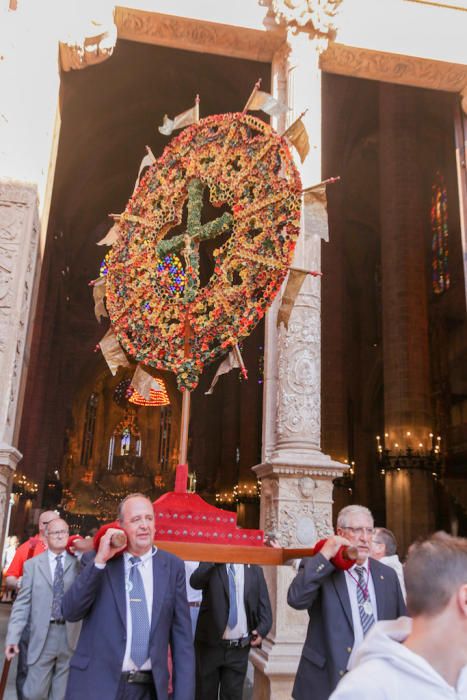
[128,382,170,407]
[113,376,170,407]
[376,432,443,477]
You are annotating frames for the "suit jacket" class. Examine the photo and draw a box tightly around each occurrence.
[190,563,272,644]
[6,550,81,664]
[287,554,407,700]
[62,549,195,700]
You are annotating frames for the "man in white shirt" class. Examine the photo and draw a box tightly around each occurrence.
[63,493,194,700]
[184,561,202,637]
[190,561,272,700]
[5,518,81,700]
[330,531,467,699]
[370,527,406,600]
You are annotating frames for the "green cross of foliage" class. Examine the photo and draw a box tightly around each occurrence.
[155,179,233,302]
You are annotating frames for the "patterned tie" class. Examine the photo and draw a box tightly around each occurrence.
[129,556,150,668]
[227,564,238,629]
[355,566,375,635]
[51,554,64,621]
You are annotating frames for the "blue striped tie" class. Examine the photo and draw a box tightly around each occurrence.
[129,557,150,668]
[227,564,238,629]
[51,554,64,621]
[355,566,375,635]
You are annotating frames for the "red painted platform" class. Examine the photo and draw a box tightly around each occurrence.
[153,491,264,547]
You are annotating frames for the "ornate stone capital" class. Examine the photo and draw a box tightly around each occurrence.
[0,442,21,475]
[59,6,117,71]
[267,0,342,40]
[254,461,342,547]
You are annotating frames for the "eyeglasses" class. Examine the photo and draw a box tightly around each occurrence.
[48,530,68,537]
[342,526,375,536]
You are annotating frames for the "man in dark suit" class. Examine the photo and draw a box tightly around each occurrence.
[190,561,272,700]
[288,505,407,700]
[63,493,195,700]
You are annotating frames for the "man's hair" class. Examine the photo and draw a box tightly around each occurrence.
[336,505,373,529]
[405,532,467,617]
[374,527,398,556]
[117,493,153,523]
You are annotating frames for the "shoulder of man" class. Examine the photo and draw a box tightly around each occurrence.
[14,539,33,557]
[370,557,399,581]
[23,548,48,570]
[330,659,393,700]
[154,548,184,569]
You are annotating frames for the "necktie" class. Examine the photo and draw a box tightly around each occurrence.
[129,556,150,668]
[355,566,375,635]
[51,554,64,621]
[227,564,238,629]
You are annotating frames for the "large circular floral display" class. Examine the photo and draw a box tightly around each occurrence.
[105,112,302,391]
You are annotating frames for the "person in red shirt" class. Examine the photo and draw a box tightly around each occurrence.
[4,510,58,588]
[4,509,59,700]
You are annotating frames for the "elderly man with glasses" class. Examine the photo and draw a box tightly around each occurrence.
[4,509,59,700]
[288,505,406,700]
[5,518,81,700]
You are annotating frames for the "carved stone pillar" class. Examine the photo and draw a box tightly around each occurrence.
[251,25,344,700]
[0,181,41,544]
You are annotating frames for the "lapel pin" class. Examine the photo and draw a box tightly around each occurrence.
[380,575,384,579]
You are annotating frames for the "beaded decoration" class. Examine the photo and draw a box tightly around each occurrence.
[105,113,302,390]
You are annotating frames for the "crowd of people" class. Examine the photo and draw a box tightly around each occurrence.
[0,497,465,700]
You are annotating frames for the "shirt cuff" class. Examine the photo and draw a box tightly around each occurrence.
[94,562,106,570]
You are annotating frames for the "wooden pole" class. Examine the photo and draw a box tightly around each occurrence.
[178,389,191,465]
[242,78,262,114]
[153,540,359,565]
[0,659,11,700]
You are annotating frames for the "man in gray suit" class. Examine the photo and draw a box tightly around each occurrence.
[5,518,81,700]
[288,505,407,700]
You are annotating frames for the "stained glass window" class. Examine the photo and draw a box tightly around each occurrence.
[431,172,450,295]
[81,393,98,466]
[158,406,172,471]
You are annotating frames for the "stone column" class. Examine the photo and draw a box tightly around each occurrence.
[379,84,435,554]
[0,181,41,546]
[251,28,345,700]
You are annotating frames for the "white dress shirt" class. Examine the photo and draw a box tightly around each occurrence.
[344,559,378,669]
[222,563,248,640]
[184,561,202,604]
[121,547,156,671]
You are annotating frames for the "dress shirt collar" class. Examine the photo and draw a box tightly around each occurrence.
[124,546,156,568]
[349,557,369,573]
[48,549,65,565]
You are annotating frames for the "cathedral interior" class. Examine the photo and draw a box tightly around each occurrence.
[10,39,467,548]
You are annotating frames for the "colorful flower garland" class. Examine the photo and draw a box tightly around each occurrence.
[105,112,302,390]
